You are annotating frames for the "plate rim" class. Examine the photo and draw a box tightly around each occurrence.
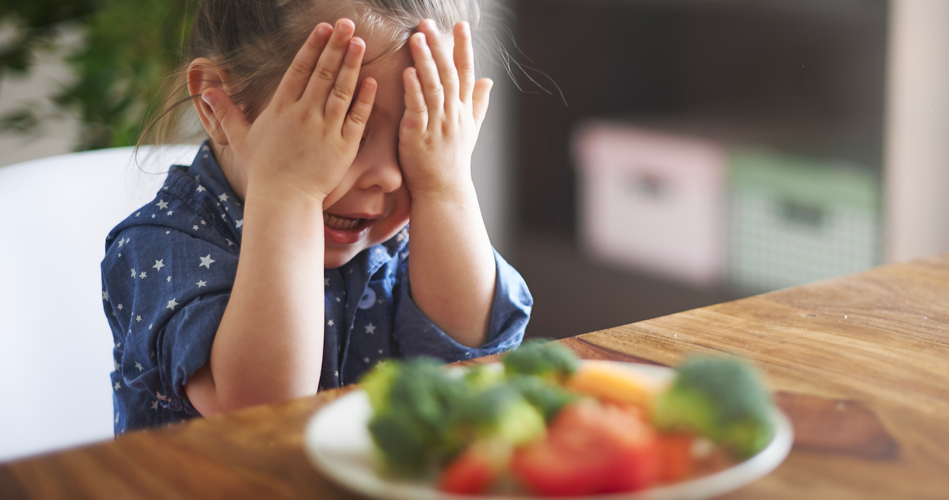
[304,361,794,500]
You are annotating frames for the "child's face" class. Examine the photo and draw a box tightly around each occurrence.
[319,37,414,269]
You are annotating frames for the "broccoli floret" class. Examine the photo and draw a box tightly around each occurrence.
[507,374,577,422]
[444,384,546,453]
[653,356,775,458]
[362,358,468,473]
[463,363,506,391]
[502,339,580,382]
[361,360,399,414]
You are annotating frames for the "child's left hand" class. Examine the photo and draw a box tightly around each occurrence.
[399,19,493,199]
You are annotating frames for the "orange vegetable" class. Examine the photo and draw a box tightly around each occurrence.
[566,360,666,409]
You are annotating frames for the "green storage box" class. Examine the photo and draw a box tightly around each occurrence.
[728,150,882,293]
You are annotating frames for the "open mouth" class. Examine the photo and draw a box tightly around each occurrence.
[323,213,365,230]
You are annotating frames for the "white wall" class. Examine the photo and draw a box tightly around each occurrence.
[885,0,949,262]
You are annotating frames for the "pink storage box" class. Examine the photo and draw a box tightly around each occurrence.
[572,121,726,286]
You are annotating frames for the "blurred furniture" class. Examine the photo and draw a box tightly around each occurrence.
[0,145,198,462]
[573,122,726,286]
[509,0,949,339]
[2,252,949,498]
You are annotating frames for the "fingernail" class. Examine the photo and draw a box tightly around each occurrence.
[201,91,213,106]
[317,23,332,37]
[423,19,436,31]
[337,19,354,34]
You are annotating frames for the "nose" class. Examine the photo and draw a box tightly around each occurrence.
[352,141,402,194]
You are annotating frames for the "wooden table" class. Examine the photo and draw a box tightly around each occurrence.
[3,254,949,499]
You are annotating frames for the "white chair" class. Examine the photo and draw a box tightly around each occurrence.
[0,144,199,462]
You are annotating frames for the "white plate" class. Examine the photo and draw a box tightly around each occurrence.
[304,362,793,500]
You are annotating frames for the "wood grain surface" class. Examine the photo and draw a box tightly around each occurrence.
[3,254,949,499]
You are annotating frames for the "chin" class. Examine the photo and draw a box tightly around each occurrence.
[323,248,360,269]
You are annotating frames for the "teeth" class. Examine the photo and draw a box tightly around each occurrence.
[323,213,363,230]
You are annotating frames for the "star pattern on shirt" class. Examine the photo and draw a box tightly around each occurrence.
[153,260,165,271]
[102,291,109,302]
[327,320,334,327]
[225,239,235,247]
[218,193,229,203]
[199,254,215,269]
[139,271,147,279]
[135,362,144,372]
[117,304,124,311]
[114,381,121,391]
[236,219,244,229]
[167,298,179,310]
[151,401,159,410]
[197,185,207,193]
[193,225,199,231]
[365,323,376,334]
[196,280,207,288]
[131,268,136,278]
[157,200,169,210]
[167,211,174,216]
[136,315,142,322]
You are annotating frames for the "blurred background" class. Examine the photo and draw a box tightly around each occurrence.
[1,0,949,460]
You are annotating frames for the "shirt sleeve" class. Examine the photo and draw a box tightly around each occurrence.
[392,249,532,362]
[102,220,237,414]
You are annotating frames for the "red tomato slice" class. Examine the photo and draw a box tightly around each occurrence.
[438,447,499,494]
[656,433,694,483]
[511,401,660,496]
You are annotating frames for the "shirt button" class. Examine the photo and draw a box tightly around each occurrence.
[357,287,377,309]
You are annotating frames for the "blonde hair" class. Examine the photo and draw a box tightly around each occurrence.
[138,0,485,152]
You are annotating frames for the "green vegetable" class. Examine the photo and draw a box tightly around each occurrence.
[507,375,577,422]
[463,363,506,391]
[362,358,468,474]
[653,356,775,458]
[445,384,546,453]
[361,341,583,476]
[502,339,580,383]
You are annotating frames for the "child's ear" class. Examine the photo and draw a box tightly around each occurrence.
[188,58,231,146]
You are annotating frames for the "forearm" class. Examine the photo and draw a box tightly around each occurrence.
[194,192,325,414]
[408,183,496,348]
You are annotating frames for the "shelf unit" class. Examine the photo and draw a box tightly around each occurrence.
[509,0,901,339]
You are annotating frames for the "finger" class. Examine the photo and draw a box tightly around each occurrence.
[472,78,493,131]
[453,22,475,104]
[342,78,376,145]
[324,37,366,128]
[306,18,355,109]
[409,32,445,120]
[402,67,428,132]
[201,88,250,148]
[273,23,333,107]
[418,19,459,108]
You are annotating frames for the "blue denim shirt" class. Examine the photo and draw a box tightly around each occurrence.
[101,143,532,434]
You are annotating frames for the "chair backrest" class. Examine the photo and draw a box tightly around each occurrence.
[0,145,199,462]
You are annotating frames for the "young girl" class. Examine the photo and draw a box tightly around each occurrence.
[101,0,531,434]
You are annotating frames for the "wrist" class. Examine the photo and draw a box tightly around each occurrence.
[244,181,327,210]
[407,176,477,206]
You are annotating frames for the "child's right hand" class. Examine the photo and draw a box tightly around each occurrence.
[200,19,376,203]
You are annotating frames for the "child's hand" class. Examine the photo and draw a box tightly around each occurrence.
[200,19,376,203]
[399,20,494,199]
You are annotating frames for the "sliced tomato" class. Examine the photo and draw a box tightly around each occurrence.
[656,433,694,483]
[511,401,660,496]
[438,447,499,494]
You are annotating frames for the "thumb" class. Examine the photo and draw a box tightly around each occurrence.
[472,78,493,132]
[201,88,250,148]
